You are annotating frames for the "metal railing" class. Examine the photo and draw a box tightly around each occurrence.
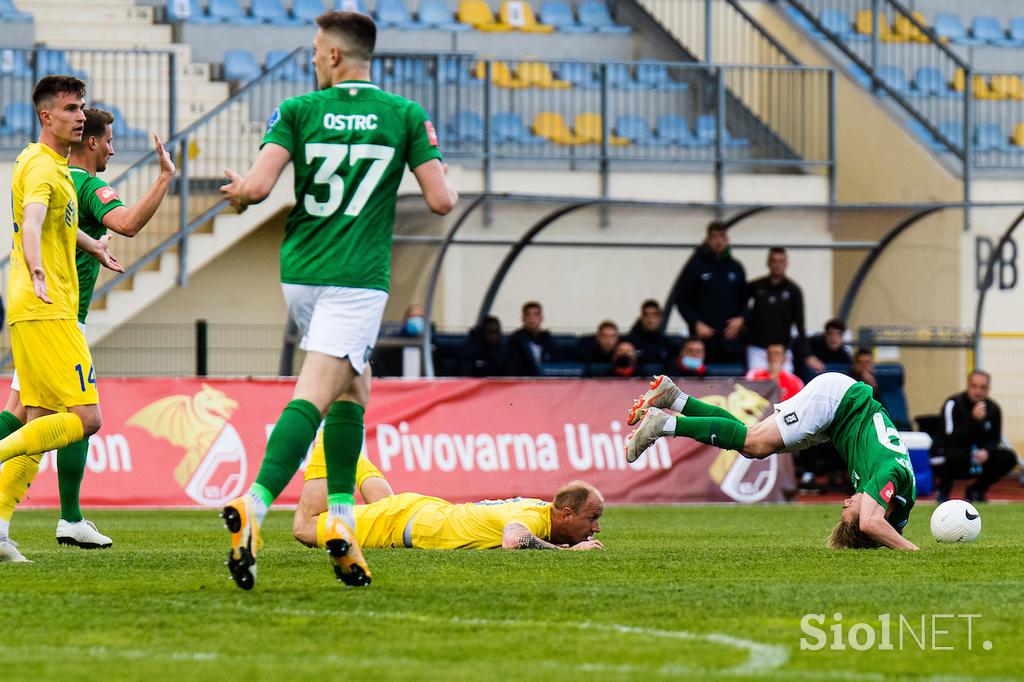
[967,70,1024,169]
[0,47,177,151]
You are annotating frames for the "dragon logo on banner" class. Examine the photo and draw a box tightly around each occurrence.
[706,383,778,503]
[127,384,246,506]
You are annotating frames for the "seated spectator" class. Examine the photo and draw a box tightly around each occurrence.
[802,318,852,380]
[606,340,638,378]
[626,299,676,368]
[399,303,426,337]
[461,315,507,377]
[506,301,556,376]
[932,371,1018,503]
[849,348,882,402]
[746,343,804,400]
[674,338,707,378]
[372,303,431,377]
[578,320,619,365]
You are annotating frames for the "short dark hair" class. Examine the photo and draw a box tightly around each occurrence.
[683,337,704,350]
[640,299,660,312]
[597,320,617,333]
[522,301,541,314]
[32,75,86,119]
[824,318,846,333]
[769,246,787,257]
[706,222,727,236]
[969,369,991,383]
[854,347,873,360]
[317,11,377,61]
[73,108,113,150]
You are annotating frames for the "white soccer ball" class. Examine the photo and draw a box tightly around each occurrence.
[930,500,981,543]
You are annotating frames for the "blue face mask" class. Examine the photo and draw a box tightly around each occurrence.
[403,316,425,336]
[681,356,702,370]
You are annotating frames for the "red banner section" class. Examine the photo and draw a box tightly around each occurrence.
[19,377,793,508]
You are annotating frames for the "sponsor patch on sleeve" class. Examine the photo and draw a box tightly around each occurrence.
[266,106,281,130]
[880,480,895,505]
[424,120,438,147]
[95,186,119,205]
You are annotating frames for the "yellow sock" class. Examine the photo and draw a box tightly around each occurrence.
[0,453,43,522]
[0,413,84,464]
[356,452,386,490]
[315,511,329,549]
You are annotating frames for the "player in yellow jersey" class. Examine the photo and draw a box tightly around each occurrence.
[0,77,123,558]
[293,435,605,551]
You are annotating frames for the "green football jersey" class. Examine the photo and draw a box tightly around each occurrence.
[261,81,442,292]
[71,166,124,324]
[827,382,917,531]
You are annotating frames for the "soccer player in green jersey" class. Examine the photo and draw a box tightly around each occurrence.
[0,108,175,562]
[625,373,919,550]
[218,10,458,590]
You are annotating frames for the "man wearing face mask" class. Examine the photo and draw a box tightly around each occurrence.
[607,340,638,378]
[675,338,707,378]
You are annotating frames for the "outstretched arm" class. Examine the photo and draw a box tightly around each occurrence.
[103,133,176,237]
[501,522,603,550]
[858,494,919,550]
[220,143,292,213]
[77,232,125,274]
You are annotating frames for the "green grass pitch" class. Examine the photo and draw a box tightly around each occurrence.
[2,503,1022,681]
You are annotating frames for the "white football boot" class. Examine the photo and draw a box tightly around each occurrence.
[0,537,31,562]
[56,519,113,549]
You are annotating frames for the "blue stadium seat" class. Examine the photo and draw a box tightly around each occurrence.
[36,50,87,80]
[93,103,148,139]
[974,123,1010,152]
[1010,17,1024,43]
[578,0,630,34]
[556,61,599,88]
[933,13,982,45]
[491,112,545,143]
[335,0,370,15]
[907,118,945,152]
[695,114,749,147]
[614,114,658,144]
[293,0,324,23]
[820,8,861,41]
[539,0,591,32]
[376,0,427,29]
[448,111,485,143]
[539,362,585,378]
[266,50,306,81]
[635,60,687,90]
[0,102,34,134]
[223,49,262,82]
[938,121,965,149]
[970,15,1016,46]
[606,63,638,89]
[705,363,745,377]
[0,0,32,22]
[209,0,260,23]
[0,49,32,77]
[167,0,221,23]
[252,0,305,25]
[391,58,431,83]
[442,58,481,85]
[419,0,471,29]
[912,66,955,98]
[874,364,911,430]
[656,114,697,146]
[876,64,910,96]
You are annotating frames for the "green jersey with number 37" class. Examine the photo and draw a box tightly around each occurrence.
[262,80,442,292]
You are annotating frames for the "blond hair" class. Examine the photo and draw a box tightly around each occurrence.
[826,520,881,549]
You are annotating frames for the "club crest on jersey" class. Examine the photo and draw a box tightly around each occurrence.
[266,106,281,130]
[784,412,799,425]
[880,480,895,504]
[425,120,438,146]
[96,186,119,204]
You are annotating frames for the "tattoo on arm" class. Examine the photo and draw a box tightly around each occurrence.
[505,522,560,550]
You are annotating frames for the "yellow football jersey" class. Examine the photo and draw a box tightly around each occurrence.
[9,143,80,323]
[409,496,552,550]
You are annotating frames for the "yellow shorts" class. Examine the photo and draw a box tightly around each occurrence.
[11,319,98,411]
[316,492,446,549]
[304,429,384,488]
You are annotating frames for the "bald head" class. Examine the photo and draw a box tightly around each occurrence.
[553,480,603,513]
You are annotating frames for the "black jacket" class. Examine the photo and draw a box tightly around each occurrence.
[806,334,852,366]
[626,321,677,367]
[506,328,556,376]
[935,392,1003,453]
[577,335,613,365]
[461,329,508,377]
[744,275,807,353]
[671,245,746,333]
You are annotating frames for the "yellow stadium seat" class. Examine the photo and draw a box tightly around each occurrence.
[855,9,904,42]
[951,69,999,99]
[458,0,511,31]
[516,62,570,89]
[1012,123,1024,147]
[573,112,630,146]
[989,74,1024,101]
[473,60,528,88]
[499,0,554,32]
[893,11,929,43]
[533,111,578,144]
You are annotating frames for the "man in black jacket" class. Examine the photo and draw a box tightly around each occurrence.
[626,300,676,370]
[933,370,1018,503]
[670,224,746,365]
[506,301,557,376]
[461,315,508,377]
[744,247,807,371]
[578,320,619,366]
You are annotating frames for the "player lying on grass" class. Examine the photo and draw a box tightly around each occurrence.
[293,434,604,551]
[625,372,918,550]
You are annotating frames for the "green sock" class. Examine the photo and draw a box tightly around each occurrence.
[0,410,23,439]
[324,401,364,499]
[674,416,748,451]
[56,438,88,523]
[680,396,744,424]
[251,399,321,503]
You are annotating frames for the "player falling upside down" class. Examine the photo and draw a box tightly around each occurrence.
[625,372,918,550]
[292,434,604,551]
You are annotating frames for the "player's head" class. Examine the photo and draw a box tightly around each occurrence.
[967,369,990,402]
[767,246,787,279]
[549,481,604,545]
[639,299,662,332]
[313,11,377,89]
[706,223,729,255]
[32,75,87,146]
[521,301,543,332]
[827,493,881,549]
[72,108,115,171]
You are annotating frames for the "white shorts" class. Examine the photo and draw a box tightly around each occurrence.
[11,321,87,393]
[772,372,855,452]
[282,284,387,375]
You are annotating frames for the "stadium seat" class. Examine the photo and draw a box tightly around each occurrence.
[335,0,370,14]
[0,102,34,134]
[391,58,432,83]
[36,50,87,80]
[912,66,955,98]
[442,58,481,85]
[695,114,749,147]
[0,48,32,77]
[574,112,629,146]
[515,61,569,89]
[458,0,510,31]
[266,50,306,81]
[556,62,599,88]
[539,1,591,32]
[614,114,659,145]
[893,11,929,43]
[167,0,221,23]
[988,74,1024,101]
[499,0,554,32]
[94,103,147,139]
[606,63,639,89]
[635,60,687,90]
[876,64,910,96]
[1013,123,1024,148]
[952,69,1000,99]
[448,110,485,143]
[933,13,982,45]
[578,0,630,33]
[854,10,903,42]
[0,0,32,22]
[1010,18,1024,44]
[491,112,545,143]
[874,364,911,430]
[223,49,262,82]
[938,121,965,149]
[533,111,578,144]
[376,0,427,29]
[538,362,585,377]
[209,0,260,23]
[705,363,745,377]
[474,61,528,88]
[907,118,945,152]
[974,123,1011,152]
[656,114,698,146]
[419,0,472,30]
[970,16,1016,46]
[293,0,325,23]
[252,0,305,25]
[820,9,862,41]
